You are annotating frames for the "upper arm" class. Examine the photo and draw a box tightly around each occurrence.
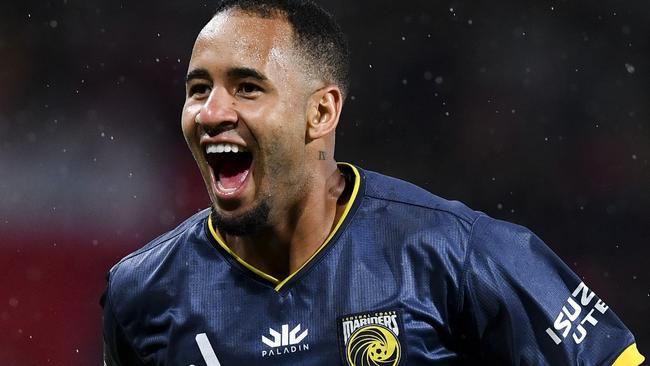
[457,216,644,365]
[101,272,145,366]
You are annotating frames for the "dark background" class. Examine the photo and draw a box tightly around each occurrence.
[1,0,648,364]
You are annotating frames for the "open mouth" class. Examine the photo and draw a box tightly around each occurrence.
[205,142,253,195]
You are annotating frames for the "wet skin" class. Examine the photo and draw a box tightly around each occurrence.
[181,10,347,279]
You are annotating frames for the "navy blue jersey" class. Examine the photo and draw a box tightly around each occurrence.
[102,164,644,365]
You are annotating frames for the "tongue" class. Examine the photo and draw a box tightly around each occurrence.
[218,155,251,190]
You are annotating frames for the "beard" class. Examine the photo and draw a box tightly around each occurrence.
[211,199,271,236]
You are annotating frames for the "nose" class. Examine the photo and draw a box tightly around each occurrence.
[196,87,238,136]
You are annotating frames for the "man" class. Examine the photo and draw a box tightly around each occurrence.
[102,0,645,365]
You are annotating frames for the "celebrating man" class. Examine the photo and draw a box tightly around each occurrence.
[102,1,644,365]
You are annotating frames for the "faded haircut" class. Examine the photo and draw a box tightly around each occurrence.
[214,0,350,99]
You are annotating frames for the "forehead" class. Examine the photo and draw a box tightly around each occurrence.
[189,10,297,76]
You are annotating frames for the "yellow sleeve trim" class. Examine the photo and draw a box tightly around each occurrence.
[612,343,645,366]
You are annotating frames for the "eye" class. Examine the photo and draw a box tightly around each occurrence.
[188,83,212,98]
[237,82,263,96]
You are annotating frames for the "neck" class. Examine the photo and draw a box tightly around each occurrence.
[220,161,350,280]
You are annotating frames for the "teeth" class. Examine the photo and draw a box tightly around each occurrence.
[205,143,248,154]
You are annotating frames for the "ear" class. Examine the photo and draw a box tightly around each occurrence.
[306,86,343,140]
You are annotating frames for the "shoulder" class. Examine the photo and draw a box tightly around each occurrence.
[105,208,211,301]
[353,166,489,270]
[355,166,547,264]
[468,214,540,253]
[360,167,481,226]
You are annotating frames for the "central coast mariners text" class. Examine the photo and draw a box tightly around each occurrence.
[342,311,399,343]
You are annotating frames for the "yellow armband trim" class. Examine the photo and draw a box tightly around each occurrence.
[612,343,645,366]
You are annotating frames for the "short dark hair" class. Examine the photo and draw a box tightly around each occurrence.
[214,0,350,99]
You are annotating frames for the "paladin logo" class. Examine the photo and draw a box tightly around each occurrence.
[261,324,310,357]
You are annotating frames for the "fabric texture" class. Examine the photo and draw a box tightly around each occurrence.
[102,165,641,365]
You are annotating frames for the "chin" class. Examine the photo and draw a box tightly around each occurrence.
[211,199,271,236]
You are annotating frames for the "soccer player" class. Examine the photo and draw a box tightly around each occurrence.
[102,1,645,365]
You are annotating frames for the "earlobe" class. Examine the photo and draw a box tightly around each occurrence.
[307,87,342,140]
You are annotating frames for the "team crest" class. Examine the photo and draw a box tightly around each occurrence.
[338,309,406,366]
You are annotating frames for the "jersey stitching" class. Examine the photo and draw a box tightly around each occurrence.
[106,274,147,365]
[115,209,210,267]
[363,193,476,225]
[456,214,486,316]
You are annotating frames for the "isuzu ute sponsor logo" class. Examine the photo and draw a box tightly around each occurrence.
[261,323,310,357]
[546,281,609,345]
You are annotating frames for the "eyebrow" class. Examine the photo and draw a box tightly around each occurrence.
[185,67,269,84]
[185,68,211,83]
[226,67,268,81]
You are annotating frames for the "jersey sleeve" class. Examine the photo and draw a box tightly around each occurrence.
[455,215,645,365]
[101,273,145,366]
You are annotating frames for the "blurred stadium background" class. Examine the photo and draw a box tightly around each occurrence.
[1,0,648,364]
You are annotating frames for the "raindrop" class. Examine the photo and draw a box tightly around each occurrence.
[624,63,635,74]
[8,298,18,307]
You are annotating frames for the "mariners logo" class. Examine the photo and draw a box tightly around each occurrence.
[338,309,406,366]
